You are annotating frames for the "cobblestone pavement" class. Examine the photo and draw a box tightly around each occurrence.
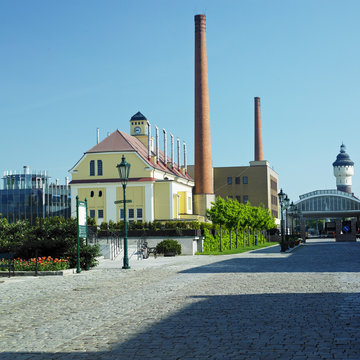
[1,240,360,359]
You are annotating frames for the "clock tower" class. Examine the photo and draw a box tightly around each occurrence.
[130,111,148,136]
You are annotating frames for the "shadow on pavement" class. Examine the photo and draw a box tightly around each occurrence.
[181,241,360,273]
[2,292,359,359]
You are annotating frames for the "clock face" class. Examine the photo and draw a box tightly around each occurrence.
[134,126,141,134]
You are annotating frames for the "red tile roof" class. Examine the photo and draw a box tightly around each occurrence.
[86,130,193,181]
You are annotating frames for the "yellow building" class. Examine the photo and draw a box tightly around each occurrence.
[188,160,280,222]
[213,161,279,220]
[69,112,194,224]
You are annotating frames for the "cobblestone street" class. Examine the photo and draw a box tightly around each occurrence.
[1,239,360,359]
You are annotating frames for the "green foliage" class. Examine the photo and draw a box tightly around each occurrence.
[87,217,96,226]
[0,217,100,270]
[207,197,227,227]
[108,220,116,229]
[156,239,181,255]
[198,242,278,255]
[205,196,276,252]
[207,197,276,232]
[100,221,108,230]
[203,227,270,252]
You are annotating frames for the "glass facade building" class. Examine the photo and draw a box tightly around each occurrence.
[295,190,360,217]
[0,166,71,224]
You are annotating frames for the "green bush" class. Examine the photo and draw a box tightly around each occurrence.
[0,217,100,270]
[100,221,108,230]
[156,239,181,255]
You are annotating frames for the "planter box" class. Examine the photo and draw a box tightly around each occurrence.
[97,229,202,237]
[0,268,77,277]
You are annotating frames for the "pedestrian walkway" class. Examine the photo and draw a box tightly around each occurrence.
[1,240,360,359]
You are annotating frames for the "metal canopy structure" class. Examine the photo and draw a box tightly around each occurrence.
[294,190,360,219]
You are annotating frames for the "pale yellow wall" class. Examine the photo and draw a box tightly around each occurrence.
[72,153,150,181]
[78,187,106,224]
[154,182,171,220]
[116,186,145,222]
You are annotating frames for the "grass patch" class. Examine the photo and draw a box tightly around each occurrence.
[196,242,278,255]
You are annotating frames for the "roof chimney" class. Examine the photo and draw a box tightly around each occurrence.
[163,129,167,165]
[155,126,159,164]
[177,138,181,170]
[254,97,263,161]
[183,142,187,173]
[148,122,151,160]
[170,133,174,169]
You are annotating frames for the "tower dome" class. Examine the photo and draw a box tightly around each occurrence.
[333,144,354,193]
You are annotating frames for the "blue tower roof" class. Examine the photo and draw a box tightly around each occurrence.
[130,111,147,121]
[332,144,354,167]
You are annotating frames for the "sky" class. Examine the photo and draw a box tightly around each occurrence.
[1,0,360,202]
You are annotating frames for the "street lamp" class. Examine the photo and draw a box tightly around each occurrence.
[296,207,303,242]
[117,155,131,269]
[289,201,295,235]
[278,188,287,252]
[284,195,290,239]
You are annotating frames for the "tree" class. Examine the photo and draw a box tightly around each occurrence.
[207,197,227,251]
[224,198,241,249]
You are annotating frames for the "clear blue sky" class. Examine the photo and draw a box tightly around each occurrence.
[1,0,359,202]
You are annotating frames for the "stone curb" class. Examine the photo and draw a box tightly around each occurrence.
[0,268,77,277]
[284,243,304,253]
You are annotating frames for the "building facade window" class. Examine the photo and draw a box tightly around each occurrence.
[137,208,143,222]
[271,210,278,218]
[89,209,95,218]
[98,209,104,219]
[128,208,134,222]
[236,195,241,202]
[120,208,124,220]
[227,177,232,185]
[98,190,102,197]
[235,177,240,184]
[243,176,248,184]
[90,191,94,197]
[271,179,277,191]
[243,195,248,204]
[271,195,278,205]
[97,160,103,176]
[90,160,95,176]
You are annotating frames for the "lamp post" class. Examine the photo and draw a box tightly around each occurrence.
[288,201,295,236]
[284,195,290,239]
[278,188,287,252]
[297,207,303,242]
[117,155,131,269]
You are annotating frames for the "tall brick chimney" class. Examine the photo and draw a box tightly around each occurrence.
[254,97,263,161]
[194,14,215,218]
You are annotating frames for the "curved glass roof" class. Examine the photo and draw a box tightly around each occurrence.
[298,189,357,200]
[295,189,360,214]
